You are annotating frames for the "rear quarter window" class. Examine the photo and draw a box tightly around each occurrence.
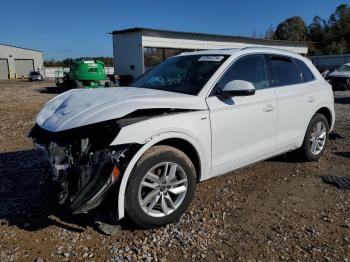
[270,56,302,87]
[294,59,315,82]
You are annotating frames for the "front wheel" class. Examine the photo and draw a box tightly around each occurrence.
[299,113,329,161]
[125,145,197,228]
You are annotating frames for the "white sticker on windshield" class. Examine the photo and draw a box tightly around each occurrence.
[198,56,224,62]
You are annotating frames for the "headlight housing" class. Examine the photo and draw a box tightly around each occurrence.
[28,119,121,150]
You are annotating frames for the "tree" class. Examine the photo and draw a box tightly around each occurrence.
[274,16,307,41]
[307,16,327,55]
[272,4,350,55]
[326,4,350,54]
[265,25,274,40]
[44,57,114,67]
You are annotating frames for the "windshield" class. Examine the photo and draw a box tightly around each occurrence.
[30,71,40,75]
[337,64,350,72]
[132,55,228,95]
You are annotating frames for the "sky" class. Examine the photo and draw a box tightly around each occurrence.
[0,0,346,60]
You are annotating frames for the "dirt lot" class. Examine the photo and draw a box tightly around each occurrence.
[0,80,349,262]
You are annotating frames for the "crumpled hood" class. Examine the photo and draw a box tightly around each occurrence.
[36,87,207,132]
[328,70,350,78]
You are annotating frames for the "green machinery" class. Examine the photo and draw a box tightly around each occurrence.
[56,60,113,89]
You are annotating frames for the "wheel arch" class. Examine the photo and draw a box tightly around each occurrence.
[154,138,202,182]
[116,132,206,220]
[315,107,333,128]
[298,105,334,148]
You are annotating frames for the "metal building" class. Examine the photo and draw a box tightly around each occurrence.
[0,44,43,79]
[111,27,309,79]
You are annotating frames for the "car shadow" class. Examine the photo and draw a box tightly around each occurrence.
[267,152,302,163]
[334,96,350,105]
[38,86,67,94]
[0,149,120,233]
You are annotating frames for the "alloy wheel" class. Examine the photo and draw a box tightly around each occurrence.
[310,121,327,155]
[138,162,188,217]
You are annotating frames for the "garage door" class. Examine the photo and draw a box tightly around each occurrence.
[15,59,34,78]
[0,59,9,79]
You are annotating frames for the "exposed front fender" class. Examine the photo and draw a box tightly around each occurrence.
[114,131,209,220]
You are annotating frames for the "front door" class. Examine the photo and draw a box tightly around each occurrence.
[206,54,278,176]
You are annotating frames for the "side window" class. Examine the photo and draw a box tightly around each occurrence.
[216,55,269,91]
[294,59,315,82]
[270,56,302,87]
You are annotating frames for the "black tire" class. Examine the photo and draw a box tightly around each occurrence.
[125,145,197,228]
[104,80,114,87]
[299,113,329,162]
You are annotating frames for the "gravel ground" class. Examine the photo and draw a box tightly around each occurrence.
[0,80,349,262]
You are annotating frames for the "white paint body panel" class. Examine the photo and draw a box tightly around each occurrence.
[112,113,212,219]
[274,80,320,151]
[113,48,334,220]
[33,47,335,220]
[206,88,278,176]
[35,87,207,132]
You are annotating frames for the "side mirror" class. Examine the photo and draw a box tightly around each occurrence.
[220,80,256,97]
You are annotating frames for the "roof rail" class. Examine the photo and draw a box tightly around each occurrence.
[241,46,295,53]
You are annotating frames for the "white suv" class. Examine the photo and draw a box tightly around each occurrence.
[29,47,335,228]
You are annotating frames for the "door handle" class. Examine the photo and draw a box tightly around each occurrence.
[263,104,274,112]
[307,96,316,102]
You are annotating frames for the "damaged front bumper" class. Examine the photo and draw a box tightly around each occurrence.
[28,109,186,215]
[29,123,139,215]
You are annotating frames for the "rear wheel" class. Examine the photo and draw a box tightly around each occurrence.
[125,145,196,228]
[299,113,329,161]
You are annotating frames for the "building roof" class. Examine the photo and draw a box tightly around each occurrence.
[0,43,42,52]
[111,27,310,46]
[178,46,305,59]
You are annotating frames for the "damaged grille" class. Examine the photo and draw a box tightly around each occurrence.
[29,123,137,214]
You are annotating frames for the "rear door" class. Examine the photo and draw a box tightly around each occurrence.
[206,54,278,176]
[268,55,319,152]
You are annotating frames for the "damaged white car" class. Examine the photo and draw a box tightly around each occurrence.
[327,62,350,90]
[29,47,335,228]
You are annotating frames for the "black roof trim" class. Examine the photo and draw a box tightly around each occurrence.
[110,27,310,45]
[0,43,42,52]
